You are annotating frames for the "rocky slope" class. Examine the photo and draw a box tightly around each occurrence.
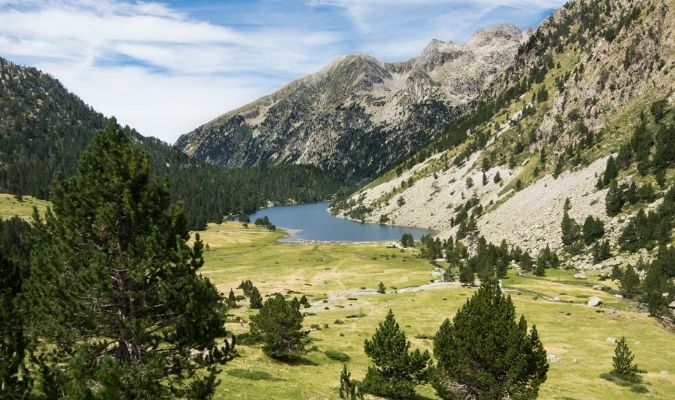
[335,0,674,267]
[176,24,525,182]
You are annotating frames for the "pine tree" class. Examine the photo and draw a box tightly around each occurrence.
[26,121,232,398]
[249,286,263,309]
[602,156,618,186]
[361,310,430,399]
[339,364,364,399]
[561,211,581,246]
[0,217,34,398]
[377,282,386,294]
[611,337,639,382]
[433,279,548,399]
[459,263,475,286]
[582,216,605,245]
[592,240,612,263]
[620,265,641,299]
[605,181,624,216]
[227,288,238,308]
[493,171,502,184]
[250,293,309,361]
[482,172,488,186]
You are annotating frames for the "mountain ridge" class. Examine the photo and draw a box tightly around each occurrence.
[176,23,526,182]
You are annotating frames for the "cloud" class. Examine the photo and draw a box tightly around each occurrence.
[0,0,561,143]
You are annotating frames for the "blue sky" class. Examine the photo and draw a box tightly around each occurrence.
[0,0,564,143]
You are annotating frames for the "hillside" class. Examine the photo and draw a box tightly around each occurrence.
[176,24,526,182]
[0,57,348,228]
[334,0,674,271]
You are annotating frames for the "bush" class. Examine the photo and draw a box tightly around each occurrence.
[325,350,350,362]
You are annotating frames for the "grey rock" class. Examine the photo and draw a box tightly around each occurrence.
[587,296,602,307]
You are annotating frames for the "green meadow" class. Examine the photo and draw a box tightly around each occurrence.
[200,223,675,400]
[1,196,672,399]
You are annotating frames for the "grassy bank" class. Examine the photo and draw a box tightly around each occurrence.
[200,222,675,400]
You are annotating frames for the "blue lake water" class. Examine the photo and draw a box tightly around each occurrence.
[248,201,433,242]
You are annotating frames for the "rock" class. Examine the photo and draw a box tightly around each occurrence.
[548,354,561,363]
[553,296,560,302]
[670,300,675,309]
[572,358,578,364]
[587,296,602,307]
[606,337,617,343]
[574,273,587,279]
[614,294,624,299]
[592,284,603,290]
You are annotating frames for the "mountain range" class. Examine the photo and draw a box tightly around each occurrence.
[176,24,526,182]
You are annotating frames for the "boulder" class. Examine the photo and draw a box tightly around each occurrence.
[587,296,602,307]
[592,284,603,290]
[614,294,624,299]
[670,300,675,309]
[574,273,588,279]
[606,337,617,343]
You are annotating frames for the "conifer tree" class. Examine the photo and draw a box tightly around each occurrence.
[620,265,640,299]
[605,181,624,216]
[377,282,386,294]
[582,216,605,245]
[459,263,475,286]
[0,217,34,398]
[249,286,263,309]
[227,288,238,308]
[339,365,364,400]
[433,279,548,399]
[26,121,232,398]
[493,171,502,184]
[250,294,309,361]
[561,211,581,246]
[611,337,639,382]
[602,156,618,186]
[361,310,430,399]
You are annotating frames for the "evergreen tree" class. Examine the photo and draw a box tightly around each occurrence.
[561,211,581,246]
[361,310,430,399]
[227,288,238,308]
[249,286,263,309]
[0,217,34,398]
[400,233,414,248]
[339,365,364,400]
[299,295,311,308]
[605,181,624,216]
[641,245,675,318]
[433,279,548,399]
[602,156,618,186]
[493,171,502,184]
[377,282,386,294]
[26,121,232,398]
[620,265,640,299]
[482,172,488,186]
[459,263,475,287]
[582,216,605,245]
[249,294,309,361]
[611,337,639,382]
[592,240,612,263]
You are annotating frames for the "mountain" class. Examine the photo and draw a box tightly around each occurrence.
[176,24,525,183]
[0,57,348,228]
[334,0,674,266]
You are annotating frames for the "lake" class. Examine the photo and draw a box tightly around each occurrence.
[247,201,433,242]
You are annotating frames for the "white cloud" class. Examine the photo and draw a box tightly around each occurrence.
[0,0,562,143]
[0,0,343,142]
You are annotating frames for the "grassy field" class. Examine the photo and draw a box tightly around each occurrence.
[201,222,675,400]
[0,193,49,219]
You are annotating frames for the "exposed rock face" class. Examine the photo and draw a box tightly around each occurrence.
[334,0,674,260]
[176,24,524,182]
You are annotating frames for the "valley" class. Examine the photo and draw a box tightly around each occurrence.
[200,223,674,399]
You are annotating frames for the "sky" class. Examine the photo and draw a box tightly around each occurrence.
[0,0,565,143]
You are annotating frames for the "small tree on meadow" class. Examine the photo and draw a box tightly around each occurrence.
[249,294,309,361]
[339,365,364,400]
[620,265,640,298]
[361,310,430,399]
[249,286,263,309]
[227,288,238,308]
[432,279,548,399]
[611,337,639,382]
[377,282,386,294]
